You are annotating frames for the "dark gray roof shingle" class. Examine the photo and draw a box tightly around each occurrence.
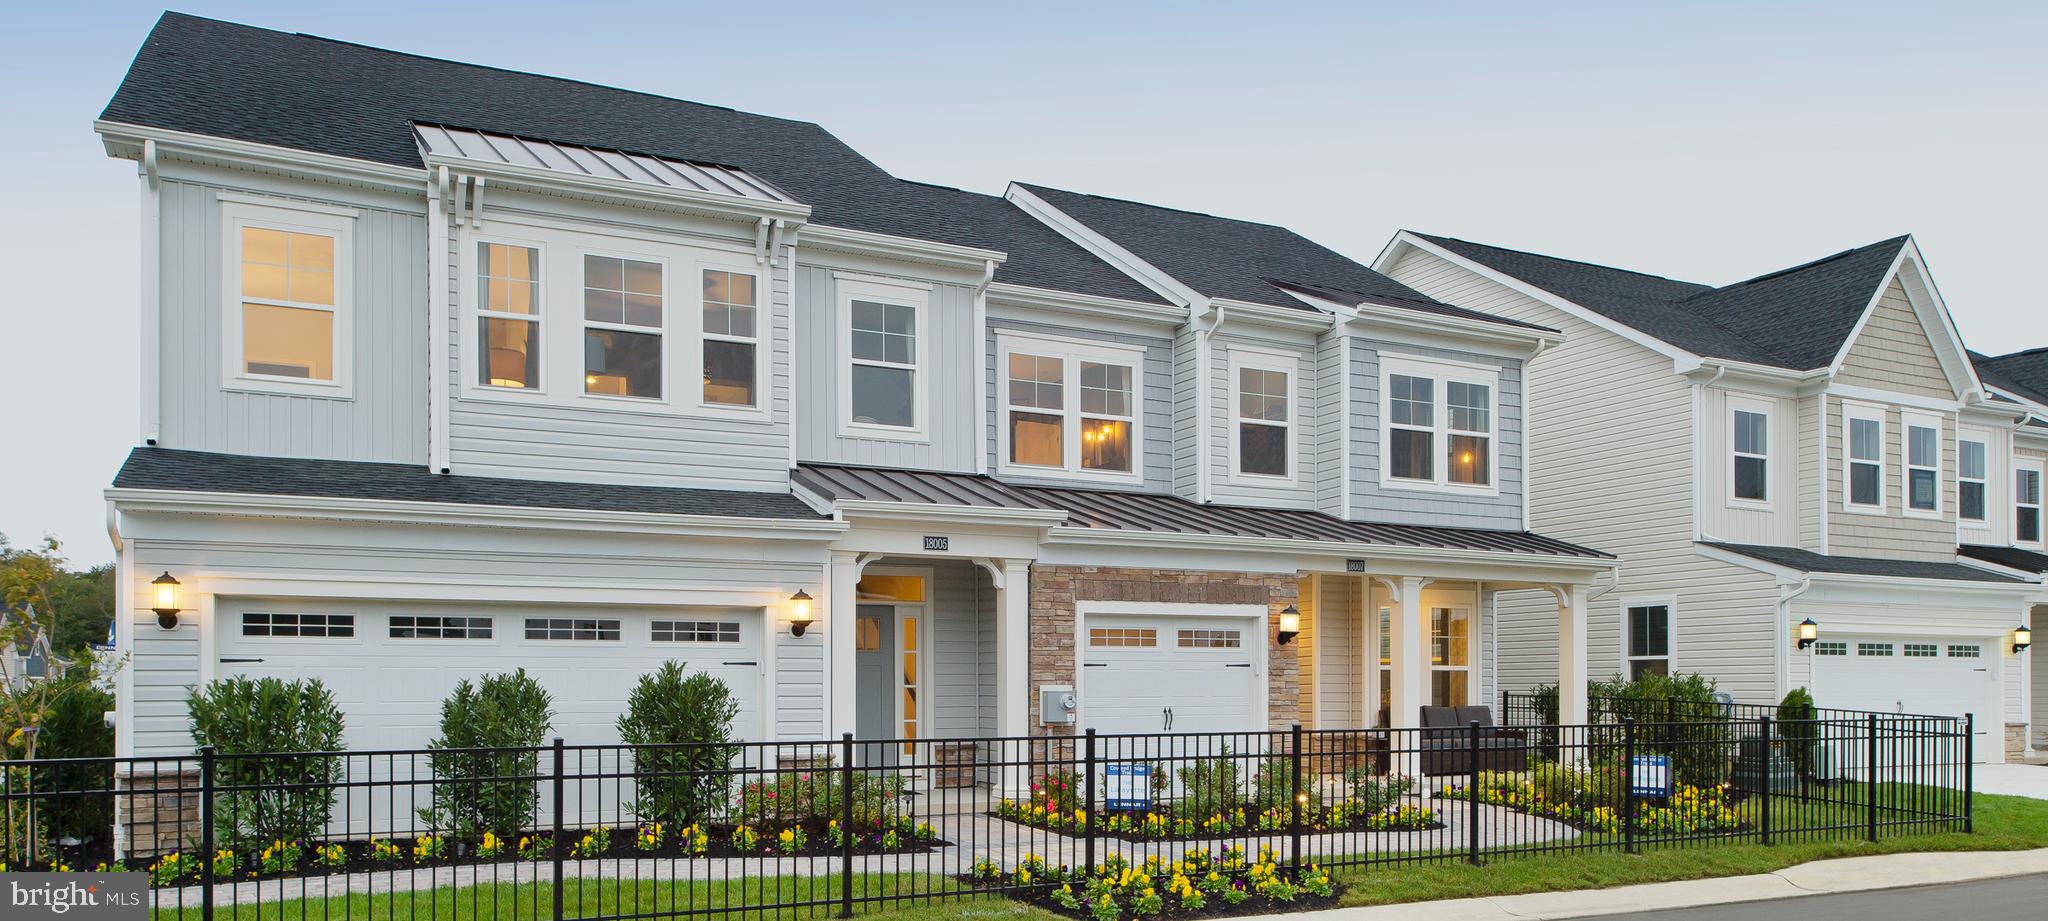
[115,448,826,520]
[100,13,1166,306]
[1705,541,2032,584]
[1972,349,2048,407]
[1413,233,1912,370]
[1958,544,2048,575]
[796,464,1612,559]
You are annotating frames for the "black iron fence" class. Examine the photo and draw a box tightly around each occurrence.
[0,716,1970,920]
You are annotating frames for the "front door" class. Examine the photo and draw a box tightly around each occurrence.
[854,604,897,759]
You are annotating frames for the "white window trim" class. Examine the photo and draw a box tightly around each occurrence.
[2018,457,2045,550]
[994,331,1145,484]
[455,218,769,420]
[1901,411,1943,518]
[1726,395,1774,511]
[1621,596,1675,678]
[1842,401,1887,514]
[1957,428,1991,529]
[836,276,930,442]
[1378,354,1502,496]
[1227,348,1298,485]
[220,199,355,399]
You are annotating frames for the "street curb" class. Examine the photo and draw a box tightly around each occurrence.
[1251,847,2048,921]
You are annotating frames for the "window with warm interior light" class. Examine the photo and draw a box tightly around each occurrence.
[1845,404,1885,510]
[1383,356,1498,491]
[998,334,1141,480]
[1429,606,1470,707]
[224,200,353,395]
[1959,435,1988,523]
[477,242,540,389]
[1233,355,1292,479]
[583,254,664,399]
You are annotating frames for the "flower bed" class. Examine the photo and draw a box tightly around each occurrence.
[966,847,1339,921]
[1438,765,1744,836]
[993,767,1437,841]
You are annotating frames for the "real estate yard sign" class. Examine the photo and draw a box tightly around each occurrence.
[1104,763,1151,811]
[1631,754,1673,799]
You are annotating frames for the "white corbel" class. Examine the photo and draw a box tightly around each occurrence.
[971,557,1007,590]
[470,176,485,229]
[754,217,772,264]
[141,139,159,191]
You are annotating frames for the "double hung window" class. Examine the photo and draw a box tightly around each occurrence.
[1845,404,1886,510]
[2019,462,2043,546]
[1959,436,1988,523]
[701,270,759,407]
[1383,356,1498,490]
[224,199,353,395]
[1626,604,1671,679]
[1729,399,1771,505]
[1234,358,1292,479]
[999,334,1141,479]
[1904,414,1941,515]
[839,277,928,436]
[477,242,540,389]
[583,255,665,399]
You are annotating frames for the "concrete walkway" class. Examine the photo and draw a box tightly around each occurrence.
[1242,846,2048,921]
[1974,762,2048,799]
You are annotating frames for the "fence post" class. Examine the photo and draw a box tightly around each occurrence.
[199,746,215,921]
[1288,723,1304,880]
[1865,715,1878,844]
[1758,716,1773,846]
[1466,720,1481,865]
[840,733,855,918]
[1622,718,1637,854]
[551,737,566,921]
[1963,714,1974,834]
[1500,690,1509,726]
[1083,729,1097,875]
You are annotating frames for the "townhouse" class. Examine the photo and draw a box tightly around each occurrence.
[1377,233,2044,761]
[1960,348,2048,750]
[97,14,1616,765]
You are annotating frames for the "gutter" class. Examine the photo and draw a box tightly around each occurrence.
[1039,524,1620,572]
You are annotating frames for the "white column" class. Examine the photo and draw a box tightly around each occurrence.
[828,551,861,738]
[1389,577,1427,729]
[1557,583,1589,727]
[995,559,1031,738]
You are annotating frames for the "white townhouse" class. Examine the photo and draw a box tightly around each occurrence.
[96,14,1616,767]
[1959,349,2048,751]
[1376,232,2046,761]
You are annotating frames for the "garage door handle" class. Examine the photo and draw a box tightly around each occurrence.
[1224,663,1251,668]
[220,657,265,664]
[722,661,758,667]
[1083,662,1108,667]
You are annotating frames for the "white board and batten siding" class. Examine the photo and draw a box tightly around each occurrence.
[1383,247,1782,702]
[982,318,1175,491]
[1207,336,1321,510]
[1348,339,1526,530]
[1170,325,1203,500]
[154,176,428,463]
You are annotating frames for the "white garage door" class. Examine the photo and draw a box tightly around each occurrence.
[216,604,767,751]
[1810,635,1996,760]
[1079,614,1261,736]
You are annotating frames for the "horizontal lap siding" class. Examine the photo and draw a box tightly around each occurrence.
[1825,401,1960,561]
[984,318,1173,491]
[1386,248,1781,702]
[158,179,427,463]
[1697,388,1799,546]
[1348,338,1525,529]
[1835,282,1953,400]
[793,265,979,472]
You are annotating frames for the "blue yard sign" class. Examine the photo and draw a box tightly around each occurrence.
[1104,763,1151,811]
[1631,754,1672,799]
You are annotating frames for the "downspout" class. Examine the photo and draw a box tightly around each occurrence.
[1521,336,1555,531]
[427,166,452,473]
[1776,576,1814,698]
[785,238,800,470]
[139,140,161,447]
[106,500,134,770]
[1195,303,1223,503]
[974,259,996,475]
[1691,364,1727,541]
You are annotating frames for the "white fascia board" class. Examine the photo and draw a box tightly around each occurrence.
[1825,240,1984,401]
[830,499,1070,528]
[1695,542,2041,595]
[421,153,812,227]
[798,223,1007,273]
[1041,524,1619,574]
[1209,297,1336,335]
[985,282,1189,328]
[1279,284,1558,354]
[104,488,849,541]
[1680,357,1829,392]
[1379,232,1698,364]
[96,120,425,193]
[1982,385,2048,422]
[1003,184,1204,309]
[1955,554,2044,582]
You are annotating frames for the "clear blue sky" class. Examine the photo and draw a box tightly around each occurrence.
[3,1,2044,564]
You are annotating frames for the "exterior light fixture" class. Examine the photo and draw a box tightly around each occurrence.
[1277,605,1301,645]
[789,590,814,638]
[1795,618,1819,650]
[2015,624,2032,654]
[151,572,182,630]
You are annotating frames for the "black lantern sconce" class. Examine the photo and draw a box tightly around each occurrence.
[789,590,814,638]
[151,572,182,630]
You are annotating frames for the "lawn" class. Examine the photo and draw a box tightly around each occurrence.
[152,792,2047,920]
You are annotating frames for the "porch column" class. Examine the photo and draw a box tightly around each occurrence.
[1556,583,1589,727]
[1389,576,1427,730]
[995,559,1031,738]
[828,550,861,738]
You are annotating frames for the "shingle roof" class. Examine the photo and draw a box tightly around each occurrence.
[1958,544,2048,575]
[796,464,1612,559]
[1972,348,2048,407]
[1015,183,1500,324]
[1412,233,1912,370]
[100,13,1166,306]
[114,448,826,520]
[1704,541,2033,584]
[1267,280,1557,334]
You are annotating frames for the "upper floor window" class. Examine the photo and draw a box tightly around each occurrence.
[1232,355,1293,480]
[997,334,1140,480]
[837,276,928,438]
[582,254,665,400]
[1382,356,1497,491]
[1903,414,1941,516]
[2018,462,2043,546]
[478,242,540,389]
[1958,435,1988,523]
[1729,399,1770,506]
[223,199,354,396]
[701,270,758,407]
[1844,403,1885,511]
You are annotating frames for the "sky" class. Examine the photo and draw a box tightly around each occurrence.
[2,1,2044,566]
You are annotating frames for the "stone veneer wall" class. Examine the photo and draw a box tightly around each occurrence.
[1027,565,1301,734]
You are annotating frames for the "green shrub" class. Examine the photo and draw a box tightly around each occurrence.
[616,662,740,827]
[38,678,116,846]
[1341,770,1411,814]
[1174,749,1243,817]
[1591,671,1730,789]
[422,670,553,838]
[1251,755,1323,811]
[1777,687,1819,779]
[736,764,907,828]
[186,677,346,849]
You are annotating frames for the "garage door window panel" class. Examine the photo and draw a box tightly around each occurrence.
[241,612,354,638]
[526,618,621,641]
[389,615,491,640]
[652,620,741,644]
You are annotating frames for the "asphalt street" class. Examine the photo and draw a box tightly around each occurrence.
[1590,872,2048,920]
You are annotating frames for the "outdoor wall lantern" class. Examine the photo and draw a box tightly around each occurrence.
[2015,624,2032,654]
[788,590,814,638]
[1795,618,1819,650]
[1277,605,1301,645]
[151,572,182,630]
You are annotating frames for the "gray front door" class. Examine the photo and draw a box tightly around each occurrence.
[854,604,897,765]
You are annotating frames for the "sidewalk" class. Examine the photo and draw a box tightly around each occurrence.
[1260,847,2048,921]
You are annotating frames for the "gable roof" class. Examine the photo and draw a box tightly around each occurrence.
[1014,182,1489,322]
[1972,348,2048,407]
[1409,232,1913,370]
[100,13,1166,306]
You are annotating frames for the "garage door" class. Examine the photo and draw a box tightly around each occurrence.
[1809,635,1996,760]
[216,604,766,751]
[1079,614,1261,737]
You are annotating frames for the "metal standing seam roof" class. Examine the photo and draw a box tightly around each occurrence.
[794,464,1612,559]
[414,123,800,204]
